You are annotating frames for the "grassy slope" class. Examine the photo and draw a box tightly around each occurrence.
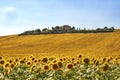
[0,30,120,58]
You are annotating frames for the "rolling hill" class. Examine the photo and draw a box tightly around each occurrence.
[0,29,120,58]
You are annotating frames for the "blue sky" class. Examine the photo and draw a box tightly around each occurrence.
[0,0,120,36]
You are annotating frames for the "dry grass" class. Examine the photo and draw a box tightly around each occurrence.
[0,29,120,58]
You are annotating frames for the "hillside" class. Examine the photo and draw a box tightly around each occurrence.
[0,29,120,58]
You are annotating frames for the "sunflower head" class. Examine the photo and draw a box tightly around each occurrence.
[76,61,80,64]
[74,63,77,66]
[103,58,106,62]
[23,57,27,61]
[26,62,31,66]
[0,60,5,65]
[38,59,41,62]
[10,64,15,68]
[42,57,48,63]
[9,60,13,63]
[95,61,99,66]
[20,60,25,64]
[107,59,110,63]
[72,58,75,61]
[43,65,49,71]
[102,64,109,72]
[53,60,57,63]
[4,69,10,76]
[66,63,73,70]
[78,55,82,58]
[0,56,2,60]
[4,63,10,68]
[32,58,35,61]
[34,60,37,63]
[58,62,62,68]
[52,63,59,71]
[15,58,19,62]
[83,58,90,64]
[60,58,63,62]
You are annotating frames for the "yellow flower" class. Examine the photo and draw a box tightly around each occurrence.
[43,65,49,71]
[58,62,62,68]
[66,63,73,70]
[83,58,90,64]
[20,60,25,64]
[4,69,10,76]
[0,56,2,60]
[10,64,15,68]
[4,63,10,69]
[0,60,5,65]
[101,64,109,72]
[42,57,48,63]
[26,62,31,66]
[52,63,59,71]
[78,54,82,58]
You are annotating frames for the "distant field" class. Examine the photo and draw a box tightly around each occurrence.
[0,29,120,58]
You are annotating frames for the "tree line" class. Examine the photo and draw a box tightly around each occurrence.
[18,25,115,36]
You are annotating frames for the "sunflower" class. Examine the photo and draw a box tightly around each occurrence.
[72,58,75,61]
[53,60,57,63]
[0,60,5,65]
[15,58,19,62]
[4,63,10,69]
[94,60,96,64]
[58,62,62,68]
[78,55,82,58]
[43,65,49,71]
[60,58,63,62]
[4,69,10,76]
[26,62,31,66]
[95,61,99,66]
[52,63,59,71]
[109,56,113,60]
[107,59,110,62]
[34,60,37,63]
[37,67,41,74]
[74,63,77,66]
[76,61,80,64]
[10,64,15,68]
[0,56,2,60]
[23,57,27,61]
[102,64,109,72]
[29,55,34,58]
[38,59,41,62]
[20,60,25,64]
[32,58,35,61]
[8,60,13,64]
[83,58,90,64]
[63,58,66,61]
[42,57,48,63]
[66,63,73,70]
[103,58,106,62]
[30,68,34,73]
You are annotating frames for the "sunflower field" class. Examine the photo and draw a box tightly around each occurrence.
[0,54,120,80]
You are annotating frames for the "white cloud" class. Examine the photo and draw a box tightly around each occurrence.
[5,6,16,12]
[0,6,16,12]
[0,6,16,19]
[0,6,17,24]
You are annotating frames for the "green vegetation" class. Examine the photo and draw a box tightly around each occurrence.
[0,55,119,80]
[18,25,115,36]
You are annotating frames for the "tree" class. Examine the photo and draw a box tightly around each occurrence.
[111,27,115,31]
[42,28,48,32]
[35,29,41,33]
[104,26,108,31]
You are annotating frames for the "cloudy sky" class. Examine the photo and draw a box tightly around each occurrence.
[0,0,120,36]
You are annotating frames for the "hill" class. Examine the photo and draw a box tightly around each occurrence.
[0,29,120,58]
